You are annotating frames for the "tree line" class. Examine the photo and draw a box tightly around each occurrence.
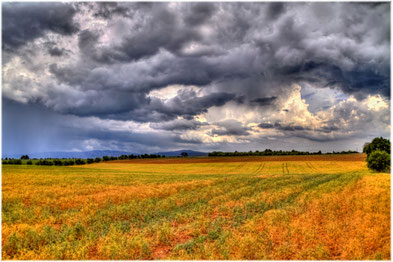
[2,154,165,166]
[363,137,390,172]
[208,149,358,157]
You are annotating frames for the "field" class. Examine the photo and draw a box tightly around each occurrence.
[2,154,390,260]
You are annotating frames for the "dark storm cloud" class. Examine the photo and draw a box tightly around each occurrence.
[250,3,390,99]
[45,63,238,121]
[91,4,202,63]
[45,41,68,57]
[183,3,217,26]
[78,29,100,58]
[210,120,251,137]
[259,123,274,129]
[250,96,277,106]
[49,63,89,87]
[2,2,79,51]
[68,127,203,147]
[275,123,308,132]
[150,119,206,131]
[259,122,340,134]
[265,2,286,21]
[51,90,149,118]
[259,122,308,131]
[318,126,340,133]
[49,53,234,93]
[318,65,390,98]
[273,62,390,99]
[148,91,237,122]
[2,98,203,155]
[92,2,130,19]
[113,98,236,123]
[6,2,389,112]
[48,47,66,57]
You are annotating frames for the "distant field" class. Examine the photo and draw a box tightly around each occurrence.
[2,154,390,259]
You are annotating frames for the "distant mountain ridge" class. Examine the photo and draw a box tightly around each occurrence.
[3,150,208,159]
[155,150,208,157]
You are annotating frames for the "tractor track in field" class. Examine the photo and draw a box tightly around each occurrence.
[260,163,265,173]
[226,162,246,173]
[150,172,350,259]
[252,163,265,174]
[282,163,289,174]
[306,162,318,171]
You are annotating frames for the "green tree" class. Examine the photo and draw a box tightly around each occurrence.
[363,137,390,155]
[75,159,85,165]
[53,159,63,166]
[367,150,390,172]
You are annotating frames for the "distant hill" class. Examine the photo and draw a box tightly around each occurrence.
[3,149,208,159]
[155,150,208,157]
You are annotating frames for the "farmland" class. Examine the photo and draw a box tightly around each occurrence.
[2,154,390,260]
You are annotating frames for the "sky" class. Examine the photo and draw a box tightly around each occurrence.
[2,2,391,155]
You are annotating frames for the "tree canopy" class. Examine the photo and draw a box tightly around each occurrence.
[364,137,390,172]
[363,137,390,155]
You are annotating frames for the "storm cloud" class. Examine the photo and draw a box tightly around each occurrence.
[150,119,206,131]
[2,2,390,154]
[2,2,79,51]
[211,119,251,136]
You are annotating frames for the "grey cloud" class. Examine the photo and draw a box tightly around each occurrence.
[49,64,89,87]
[183,3,217,26]
[44,49,254,119]
[251,3,389,99]
[45,42,69,57]
[250,96,277,106]
[259,91,390,142]
[259,123,274,129]
[261,122,341,134]
[289,133,347,143]
[149,91,237,121]
[259,122,310,132]
[41,63,239,121]
[50,52,227,93]
[211,128,249,137]
[266,3,286,20]
[318,125,340,133]
[3,2,390,127]
[275,123,308,132]
[78,29,100,58]
[2,2,79,51]
[48,47,66,57]
[259,122,332,133]
[211,119,251,136]
[3,98,203,155]
[92,4,202,63]
[92,2,130,19]
[150,119,206,131]
[48,3,391,102]
[70,128,203,147]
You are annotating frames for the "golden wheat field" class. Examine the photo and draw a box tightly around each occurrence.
[2,154,390,260]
